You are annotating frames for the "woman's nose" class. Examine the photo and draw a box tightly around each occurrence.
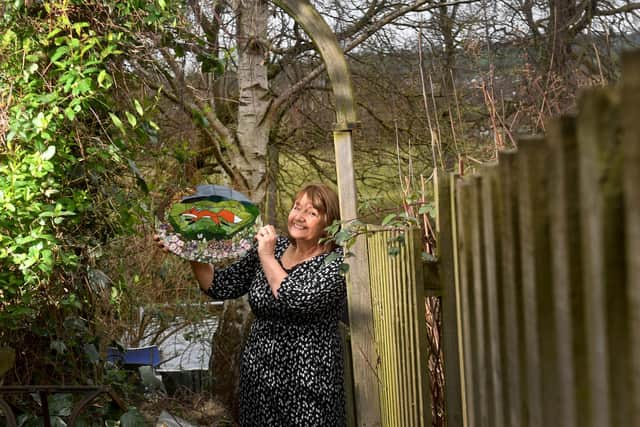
[293,211,308,221]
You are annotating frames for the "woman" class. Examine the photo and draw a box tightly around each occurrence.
[171,183,347,426]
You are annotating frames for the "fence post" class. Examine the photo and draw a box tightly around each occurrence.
[622,50,640,427]
[577,87,629,427]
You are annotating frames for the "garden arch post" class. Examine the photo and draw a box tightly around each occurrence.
[270,1,381,425]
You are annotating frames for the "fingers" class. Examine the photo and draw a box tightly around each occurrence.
[152,234,169,253]
[256,225,276,239]
[255,225,276,258]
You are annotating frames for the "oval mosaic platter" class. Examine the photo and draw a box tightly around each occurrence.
[156,185,261,265]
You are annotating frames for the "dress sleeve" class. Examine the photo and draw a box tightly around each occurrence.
[203,247,259,300]
[275,250,347,316]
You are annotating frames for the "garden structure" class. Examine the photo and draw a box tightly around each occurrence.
[259,3,640,426]
[358,51,640,427]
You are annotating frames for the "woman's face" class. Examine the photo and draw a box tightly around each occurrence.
[287,193,325,245]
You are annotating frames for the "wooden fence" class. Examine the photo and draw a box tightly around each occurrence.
[367,226,431,426]
[362,49,640,426]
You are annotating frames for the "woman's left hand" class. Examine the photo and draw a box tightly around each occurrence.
[255,225,277,258]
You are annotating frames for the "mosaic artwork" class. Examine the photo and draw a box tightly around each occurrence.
[156,185,260,265]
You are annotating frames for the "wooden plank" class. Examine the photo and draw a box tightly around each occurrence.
[622,50,640,427]
[437,172,464,427]
[392,235,410,426]
[340,323,357,427]
[468,175,490,427]
[577,87,629,427]
[480,165,505,427]
[334,131,382,426]
[373,229,395,427]
[496,150,525,427]
[516,137,552,427]
[455,179,476,427]
[408,227,431,426]
[400,230,415,425]
[545,116,587,427]
[401,229,416,425]
[367,230,386,425]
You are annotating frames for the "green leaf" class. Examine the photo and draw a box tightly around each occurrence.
[381,213,397,226]
[323,252,340,266]
[339,263,350,275]
[134,99,144,116]
[41,145,56,161]
[97,70,112,88]
[125,111,137,127]
[64,107,76,120]
[333,230,351,246]
[109,113,124,130]
[50,45,68,63]
[50,340,67,355]
[46,28,62,40]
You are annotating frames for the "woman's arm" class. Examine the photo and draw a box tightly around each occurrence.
[275,250,346,316]
[190,261,214,292]
[255,225,287,297]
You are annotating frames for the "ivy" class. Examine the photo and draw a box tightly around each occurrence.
[323,208,427,275]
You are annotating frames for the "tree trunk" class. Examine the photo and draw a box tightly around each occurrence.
[547,0,578,77]
[210,0,272,420]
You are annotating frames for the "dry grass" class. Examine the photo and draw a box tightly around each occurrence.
[138,391,235,426]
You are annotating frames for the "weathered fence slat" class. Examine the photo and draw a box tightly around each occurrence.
[577,87,630,427]
[496,149,525,427]
[455,180,477,427]
[518,137,556,427]
[545,115,587,427]
[468,176,491,427]
[437,171,464,427]
[480,165,505,427]
[622,51,640,427]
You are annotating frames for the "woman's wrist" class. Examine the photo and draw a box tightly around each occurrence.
[190,261,214,291]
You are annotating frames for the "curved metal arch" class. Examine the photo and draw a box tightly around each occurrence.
[272,0,357,130]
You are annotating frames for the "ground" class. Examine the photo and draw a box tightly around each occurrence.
[137,390,236,426]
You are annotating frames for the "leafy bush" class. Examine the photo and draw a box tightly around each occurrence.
[0,0,165,388]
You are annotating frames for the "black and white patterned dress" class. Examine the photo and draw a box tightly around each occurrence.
[204,236,347,426]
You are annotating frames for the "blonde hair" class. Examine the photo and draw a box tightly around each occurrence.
[292,183,341,251]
